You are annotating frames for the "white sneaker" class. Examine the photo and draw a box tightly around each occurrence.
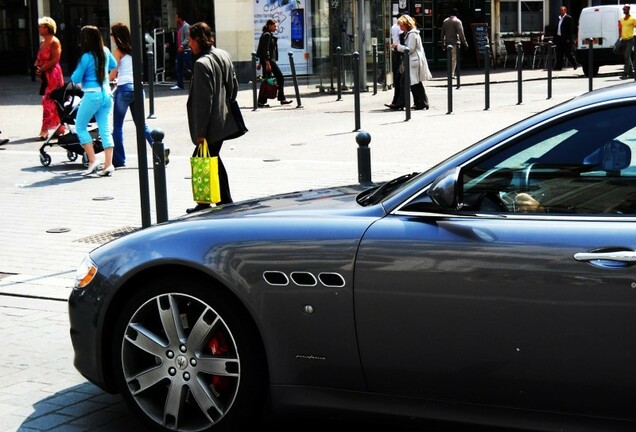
[170,85,183,90]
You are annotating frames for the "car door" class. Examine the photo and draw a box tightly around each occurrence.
[354,102,636,420]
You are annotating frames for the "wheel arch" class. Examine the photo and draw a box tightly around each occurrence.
[98,263,270,397]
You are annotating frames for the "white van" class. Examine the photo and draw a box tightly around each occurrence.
[576,5,623,76]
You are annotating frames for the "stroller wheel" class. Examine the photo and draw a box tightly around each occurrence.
[67,150,78,162]
[40,153,52,167]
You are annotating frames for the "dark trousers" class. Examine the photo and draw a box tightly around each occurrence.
[391,50,404,106]
[410,82,429,109]
[554,36,576,69]
[258,59,286,104]
[175,49,192,88]
[192,140,232,205]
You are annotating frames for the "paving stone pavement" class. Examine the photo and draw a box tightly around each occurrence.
[0,64,626,431]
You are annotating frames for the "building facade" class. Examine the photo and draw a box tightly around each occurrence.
[0,0,626,86]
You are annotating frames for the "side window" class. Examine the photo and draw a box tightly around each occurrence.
[461,105,636,215]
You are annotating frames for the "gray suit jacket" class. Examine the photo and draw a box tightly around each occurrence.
[187,47,240,146]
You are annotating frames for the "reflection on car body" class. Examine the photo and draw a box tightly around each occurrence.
[70,83,636,432]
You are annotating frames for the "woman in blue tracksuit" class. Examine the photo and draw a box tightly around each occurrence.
[71,25,117,176]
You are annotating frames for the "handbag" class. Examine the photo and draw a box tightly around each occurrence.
[260,76,278,100]
[226,99,248,140]
[190,139,221,204]
[614,38,624,56]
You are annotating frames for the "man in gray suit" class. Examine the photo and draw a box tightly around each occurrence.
[441,8,468,78]
[186,22,240,213]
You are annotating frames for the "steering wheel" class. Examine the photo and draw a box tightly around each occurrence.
[520,163,536,192]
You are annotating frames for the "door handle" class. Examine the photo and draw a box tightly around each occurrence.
[574,250,636,262]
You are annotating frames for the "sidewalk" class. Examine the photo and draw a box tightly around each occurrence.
[0,63,628,431]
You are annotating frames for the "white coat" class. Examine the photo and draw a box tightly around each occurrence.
[397,29,433,84]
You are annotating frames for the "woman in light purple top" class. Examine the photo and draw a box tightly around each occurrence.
[71,25,117,176]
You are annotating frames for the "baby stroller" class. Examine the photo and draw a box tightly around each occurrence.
[39,82,103,167]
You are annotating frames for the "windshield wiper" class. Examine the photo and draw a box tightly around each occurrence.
[357,172,419,206]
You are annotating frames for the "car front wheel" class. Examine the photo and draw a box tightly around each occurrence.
[112,276,266,431]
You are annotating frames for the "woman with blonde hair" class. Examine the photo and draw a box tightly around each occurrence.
[392,14,432,110]
[34,16,64,140]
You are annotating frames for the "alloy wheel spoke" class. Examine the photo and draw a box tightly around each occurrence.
[163,382,186,427]
[197,356,239,377]
[190,376,223,420]
[128,365,166,395]
[157,294,185,346]
[126,322,167,356]
[187,307,219,351]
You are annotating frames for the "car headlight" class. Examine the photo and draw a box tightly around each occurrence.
[74,254,98,289]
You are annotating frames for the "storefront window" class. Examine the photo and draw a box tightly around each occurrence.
[501,0,543,34]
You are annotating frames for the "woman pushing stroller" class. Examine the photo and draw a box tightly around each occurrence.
[71,25,117,177]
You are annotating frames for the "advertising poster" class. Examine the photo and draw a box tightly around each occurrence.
[254,0,311,75]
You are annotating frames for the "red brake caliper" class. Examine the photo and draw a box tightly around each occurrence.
[208,331,231,394]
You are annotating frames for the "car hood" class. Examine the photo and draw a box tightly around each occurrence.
[180,183,382,219]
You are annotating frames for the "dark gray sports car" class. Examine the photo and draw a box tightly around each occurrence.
[70,83,636,432]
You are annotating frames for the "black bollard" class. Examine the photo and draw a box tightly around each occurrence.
[288,52,303,108]
[252,52,258,110]
[356,130,372,184]
[403,47,411,121]
[588,38,594,92]
[456,41,462,89]
[147,49,156,119]
[547,41,553,99]
[372,43,378,95]
[336,46,342,101]
[151,128,168,223]
[446,44,453,114]
[484,39,490,110]
[353,52,361,131]
[516,42,523,105]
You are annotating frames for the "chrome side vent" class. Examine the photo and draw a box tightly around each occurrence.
[263,271,289,286]
[318,272,346,288]
[290,272,317,286]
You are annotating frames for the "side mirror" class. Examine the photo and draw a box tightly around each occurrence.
[427,167,461,209]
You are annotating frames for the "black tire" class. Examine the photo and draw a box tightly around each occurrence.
[111,275,267,432]
[67,150,78,161]
[40,153,51,166]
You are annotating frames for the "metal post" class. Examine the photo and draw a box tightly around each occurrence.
[129,0,151,228]
[372,43,378,95]
[147,48,156,119]
[547,41,553,99]
[456,41,462,89]
[252,52,258,110]
[151,129,168,223]
[403,47,411,121]
[288,52,303,108]
[484,39,490,110]
[353,52,361,131]
[356,130,372,184]
[588,38,594,92]
[516,42,523,105]
[336,46,342,101]
[446,44,453,114]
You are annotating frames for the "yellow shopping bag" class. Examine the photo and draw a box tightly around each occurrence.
[190,140,221,204]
